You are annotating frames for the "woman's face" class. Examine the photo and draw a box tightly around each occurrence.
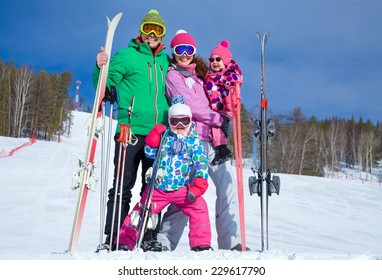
[174,54,194,67]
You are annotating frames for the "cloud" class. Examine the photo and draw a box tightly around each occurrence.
[1,0,381,123]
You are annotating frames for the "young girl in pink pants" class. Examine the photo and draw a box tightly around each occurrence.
[117,99,212,251]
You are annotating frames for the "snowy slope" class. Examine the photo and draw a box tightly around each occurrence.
[0,110,381,262]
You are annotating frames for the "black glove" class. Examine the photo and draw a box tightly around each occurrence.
[104,86,118,104]
[220,115,230,137]
[217,102,224,111]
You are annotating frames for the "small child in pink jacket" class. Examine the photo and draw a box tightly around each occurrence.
[204,40,243,165]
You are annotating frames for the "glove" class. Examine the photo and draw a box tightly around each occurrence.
[104,86,117,104]
[220,115,230,137]
[187,177,209,202]
[217,102,224,111]
[145,124,166,148]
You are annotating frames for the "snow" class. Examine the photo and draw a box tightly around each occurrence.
[0,111,381,278]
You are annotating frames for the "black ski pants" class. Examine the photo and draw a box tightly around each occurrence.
[104,134,154,236]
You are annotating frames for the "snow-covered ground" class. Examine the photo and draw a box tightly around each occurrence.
[0,111,381,279]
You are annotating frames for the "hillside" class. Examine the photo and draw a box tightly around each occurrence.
[0,111,381,278]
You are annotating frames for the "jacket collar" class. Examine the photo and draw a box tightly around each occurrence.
[133,37,165,56]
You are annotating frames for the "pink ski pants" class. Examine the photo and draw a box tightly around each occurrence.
[118,187,211,250]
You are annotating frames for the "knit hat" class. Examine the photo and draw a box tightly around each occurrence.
[210,40,232,66]
[168,94,192,117]
[170,30,197,49]
[140,9,166,33]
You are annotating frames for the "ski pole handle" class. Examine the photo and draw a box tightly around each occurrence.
[117,124,131,144]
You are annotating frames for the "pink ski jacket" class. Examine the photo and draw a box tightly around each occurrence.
[204,60,243,116]
[165,64,223,142]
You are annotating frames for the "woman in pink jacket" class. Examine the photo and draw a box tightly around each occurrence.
[155,30,245,251]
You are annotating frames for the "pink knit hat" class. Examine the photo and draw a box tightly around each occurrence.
[170,30,197,49]
[210,40,232,66]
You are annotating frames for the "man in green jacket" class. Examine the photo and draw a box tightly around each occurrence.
[93,9,170,250]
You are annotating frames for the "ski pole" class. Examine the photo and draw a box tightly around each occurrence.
[135,129,169,251]
[230,82,246,251]
[97,102,107,252]
[109,140,123,250]
[114,124,131,250]
[97,87,117,252]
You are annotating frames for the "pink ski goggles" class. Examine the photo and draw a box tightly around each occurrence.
[169,116,191,128]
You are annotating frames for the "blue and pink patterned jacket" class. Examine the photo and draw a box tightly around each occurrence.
[144,124,208,191]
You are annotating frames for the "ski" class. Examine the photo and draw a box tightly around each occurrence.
[68,12,122,253]
[249,31,280,252]
[134,129,169,251]
[110,123,138,251]
[230,82,247,251]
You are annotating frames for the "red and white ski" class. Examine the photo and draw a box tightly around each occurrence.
[68,12,122,253]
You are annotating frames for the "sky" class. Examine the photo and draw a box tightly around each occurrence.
[1,0,381,124]
[0,110,382,279]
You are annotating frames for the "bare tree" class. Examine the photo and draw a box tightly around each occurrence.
[337,120,348,166]
[327,118,340,174]
[362,123,378,181]
[318,126,330,176]
[0,61,12,135]
[298,122,316,175]
[11,66,34,137]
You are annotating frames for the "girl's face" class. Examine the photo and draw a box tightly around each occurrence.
[169,115,191,135]
[174,54,194,67]
[172,123,190,135]
[209,55,225,72]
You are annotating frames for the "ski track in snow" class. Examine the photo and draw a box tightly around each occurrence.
[0,111,382,260]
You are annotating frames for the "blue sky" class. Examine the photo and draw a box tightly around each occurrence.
[1,0,381,123]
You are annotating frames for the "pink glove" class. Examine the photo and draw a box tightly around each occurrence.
[187,177,209,202]
[145,124,166,148]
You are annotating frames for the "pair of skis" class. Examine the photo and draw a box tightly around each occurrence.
[248,32,280,252]
[230,32,280,252]
[68,13,122,253]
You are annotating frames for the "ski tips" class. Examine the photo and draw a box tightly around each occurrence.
[114,12,123,21]
[106,12,123,28]
[257,31,270,42]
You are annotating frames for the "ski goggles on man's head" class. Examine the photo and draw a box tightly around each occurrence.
[140,22,166,37]
[169,116,191,128]
[173,44,196,56]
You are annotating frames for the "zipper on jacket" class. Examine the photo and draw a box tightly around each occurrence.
[153,59,159,124]
[159,65,164,83]
[147,62,152,81]
[127,96,135,123]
